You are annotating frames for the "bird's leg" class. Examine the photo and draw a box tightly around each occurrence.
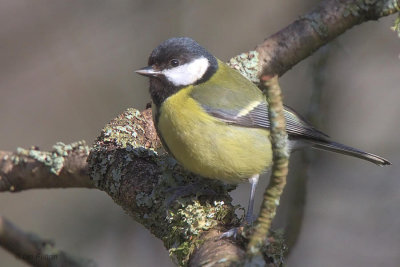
[220,174,259,239]
[245,174,259,224]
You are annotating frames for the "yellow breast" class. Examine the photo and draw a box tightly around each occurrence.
[157,86,272,183]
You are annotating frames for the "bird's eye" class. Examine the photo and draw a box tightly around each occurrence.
[170,59,179,67]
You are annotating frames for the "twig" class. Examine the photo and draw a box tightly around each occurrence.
[0,215,96,267]
[246,76,289,260]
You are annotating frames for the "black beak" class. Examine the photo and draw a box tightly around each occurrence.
[135,66,161,77]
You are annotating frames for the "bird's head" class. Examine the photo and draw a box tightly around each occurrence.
[136,37,217,87]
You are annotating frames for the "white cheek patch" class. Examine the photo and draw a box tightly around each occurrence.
[162,57,209,86]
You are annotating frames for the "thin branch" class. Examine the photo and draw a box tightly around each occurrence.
[0,216,96,267]
[0,141,94,192]
[246,76,289,261]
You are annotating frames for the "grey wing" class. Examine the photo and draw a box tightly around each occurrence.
[201,101,329,141]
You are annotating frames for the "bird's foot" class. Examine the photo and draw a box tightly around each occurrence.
[219,214,256,239]
[219,226,244,239]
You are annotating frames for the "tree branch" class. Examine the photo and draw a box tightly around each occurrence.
[229,0,400,80]
[0,141,94,192]
[0,216,96,267]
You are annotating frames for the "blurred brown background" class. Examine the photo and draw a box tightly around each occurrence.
[0,1,399,266]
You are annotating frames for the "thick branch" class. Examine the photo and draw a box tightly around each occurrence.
[0,141,94,192]
[0,216,96,267]
[229,0,400,80]
[87,108,252,266]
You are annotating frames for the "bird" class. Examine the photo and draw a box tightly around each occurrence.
[136,37,391,228]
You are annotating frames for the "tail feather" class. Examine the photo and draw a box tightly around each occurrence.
[311,140,391,166]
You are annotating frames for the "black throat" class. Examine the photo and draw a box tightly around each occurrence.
[149,77,183,108]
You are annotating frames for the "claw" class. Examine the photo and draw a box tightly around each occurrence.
[219,226,244,239]
[220,228,238,239]
[219,175,260,240]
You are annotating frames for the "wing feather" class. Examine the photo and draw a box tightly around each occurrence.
[201,101,329,141]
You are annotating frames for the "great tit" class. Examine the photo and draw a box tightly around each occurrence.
[136,37,391,223]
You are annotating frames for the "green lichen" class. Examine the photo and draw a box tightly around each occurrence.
[101,108,148,148]
[12,141,88,175]
[167,200,227,236]
[228,50,260,84]
[165,199,235,266]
